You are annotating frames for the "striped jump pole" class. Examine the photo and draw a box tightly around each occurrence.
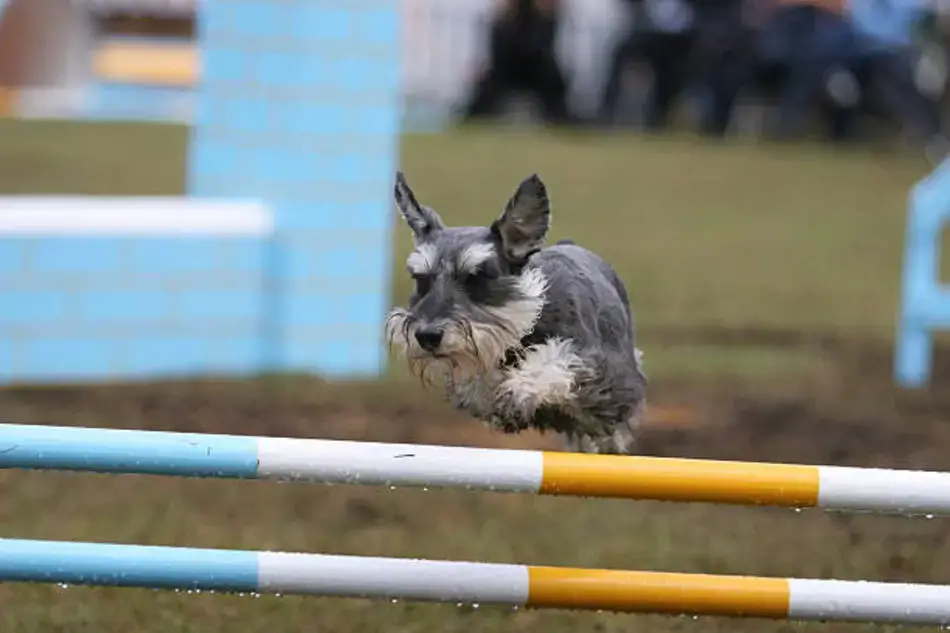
[3,422,950,515]
[1,537,950,625]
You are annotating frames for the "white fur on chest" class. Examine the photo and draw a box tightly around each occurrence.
[446,338,587,422]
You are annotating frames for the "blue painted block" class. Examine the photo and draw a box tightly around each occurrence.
[313,338,356,376]
[332,58,375,93]
[190,139,241,177]
[355,231,391,279]
[129,239,222,274]
[223,97,269,133]
[0,338,13,382]
[357,8,399,45]
[306,245,360,280]
[0,241,24,275]
[325,340,384,377]
[251,146,309,185]
[299,338,383,377]
[219,240,268,272]
[346,230,390,277]
[288,7,350,42]
[349,199,392,232]
[325,153,366,184]
[342,291,388,327]
[20,338,118,380]
[233,1,280,38]
[281,292,334,329]
[31,238,123,274]
[276,201,338,231]
[0,291,69,327]
[121,337,210,376]
[202,48,246,84]
[253,51,305,87]
[283,239,382,282]
[76,290,171,323]
[280,103,346,136]
[276,149,321,186]
[175,289,262,323]
[355,105,399,136]
[204,335,264,372]
[277,333,319,372]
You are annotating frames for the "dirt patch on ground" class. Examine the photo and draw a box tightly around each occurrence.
[639,335,950,471]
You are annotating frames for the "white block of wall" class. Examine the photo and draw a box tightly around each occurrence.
[0,196,273,236]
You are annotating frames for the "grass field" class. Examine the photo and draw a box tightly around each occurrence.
[3,119,950,632]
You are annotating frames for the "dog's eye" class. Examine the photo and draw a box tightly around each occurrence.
[412,274,432,295]
[461,268,494,296]
[467,264,498,282]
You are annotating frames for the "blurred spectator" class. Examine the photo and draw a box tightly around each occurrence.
[596,0,753,135]
[754,0,862,141]
[596,0,699,129]
[846,0,947,160]
[461,0,578,125]
[690,0,755,136]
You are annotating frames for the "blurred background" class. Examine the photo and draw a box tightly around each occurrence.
[4,0,950,632]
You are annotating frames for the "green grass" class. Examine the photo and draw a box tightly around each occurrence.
[0,120,947,633]
[0,119,933,379]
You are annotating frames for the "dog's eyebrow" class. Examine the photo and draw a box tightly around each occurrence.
[457,243,496,275]
[407,243,439,276]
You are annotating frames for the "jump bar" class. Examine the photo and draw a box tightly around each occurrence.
[3,423,950,515]
[1,537,950,624]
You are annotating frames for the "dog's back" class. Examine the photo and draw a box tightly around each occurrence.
[522,240,647,453]
[526,241,636,352]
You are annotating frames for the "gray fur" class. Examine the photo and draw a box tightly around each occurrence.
[385,171,648,454]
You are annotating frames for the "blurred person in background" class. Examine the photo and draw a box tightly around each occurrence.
[596,0,699,129]
[755,0,864,141]
[846,0,948,162]
[461,0,579,125]
[689,0,755,136]
[596,0,753,135]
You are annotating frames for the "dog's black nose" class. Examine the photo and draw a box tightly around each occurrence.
[415,327,444,352]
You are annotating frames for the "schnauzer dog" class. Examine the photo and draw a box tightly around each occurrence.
[385,171,647,454]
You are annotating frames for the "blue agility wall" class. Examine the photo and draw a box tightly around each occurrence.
[190,0,399,377]
[0,233,270,383]
[0,0,399,384]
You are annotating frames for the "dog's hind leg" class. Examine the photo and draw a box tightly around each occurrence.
[565,347,647,455]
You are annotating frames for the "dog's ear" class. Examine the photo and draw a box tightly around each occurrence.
[394,171,444,242]
[492,173,550,264]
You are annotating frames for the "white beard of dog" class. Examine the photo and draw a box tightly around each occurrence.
[386,267,551,414]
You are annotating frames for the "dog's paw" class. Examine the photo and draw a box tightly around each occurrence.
[491,416,528,434]
[563,429,636,455]
[490,390,532,433]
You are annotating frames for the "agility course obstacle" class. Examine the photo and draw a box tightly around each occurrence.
[0,1,400,385]
[5,422,950,514]
[8,421,950,624]
[3,537,950,625]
